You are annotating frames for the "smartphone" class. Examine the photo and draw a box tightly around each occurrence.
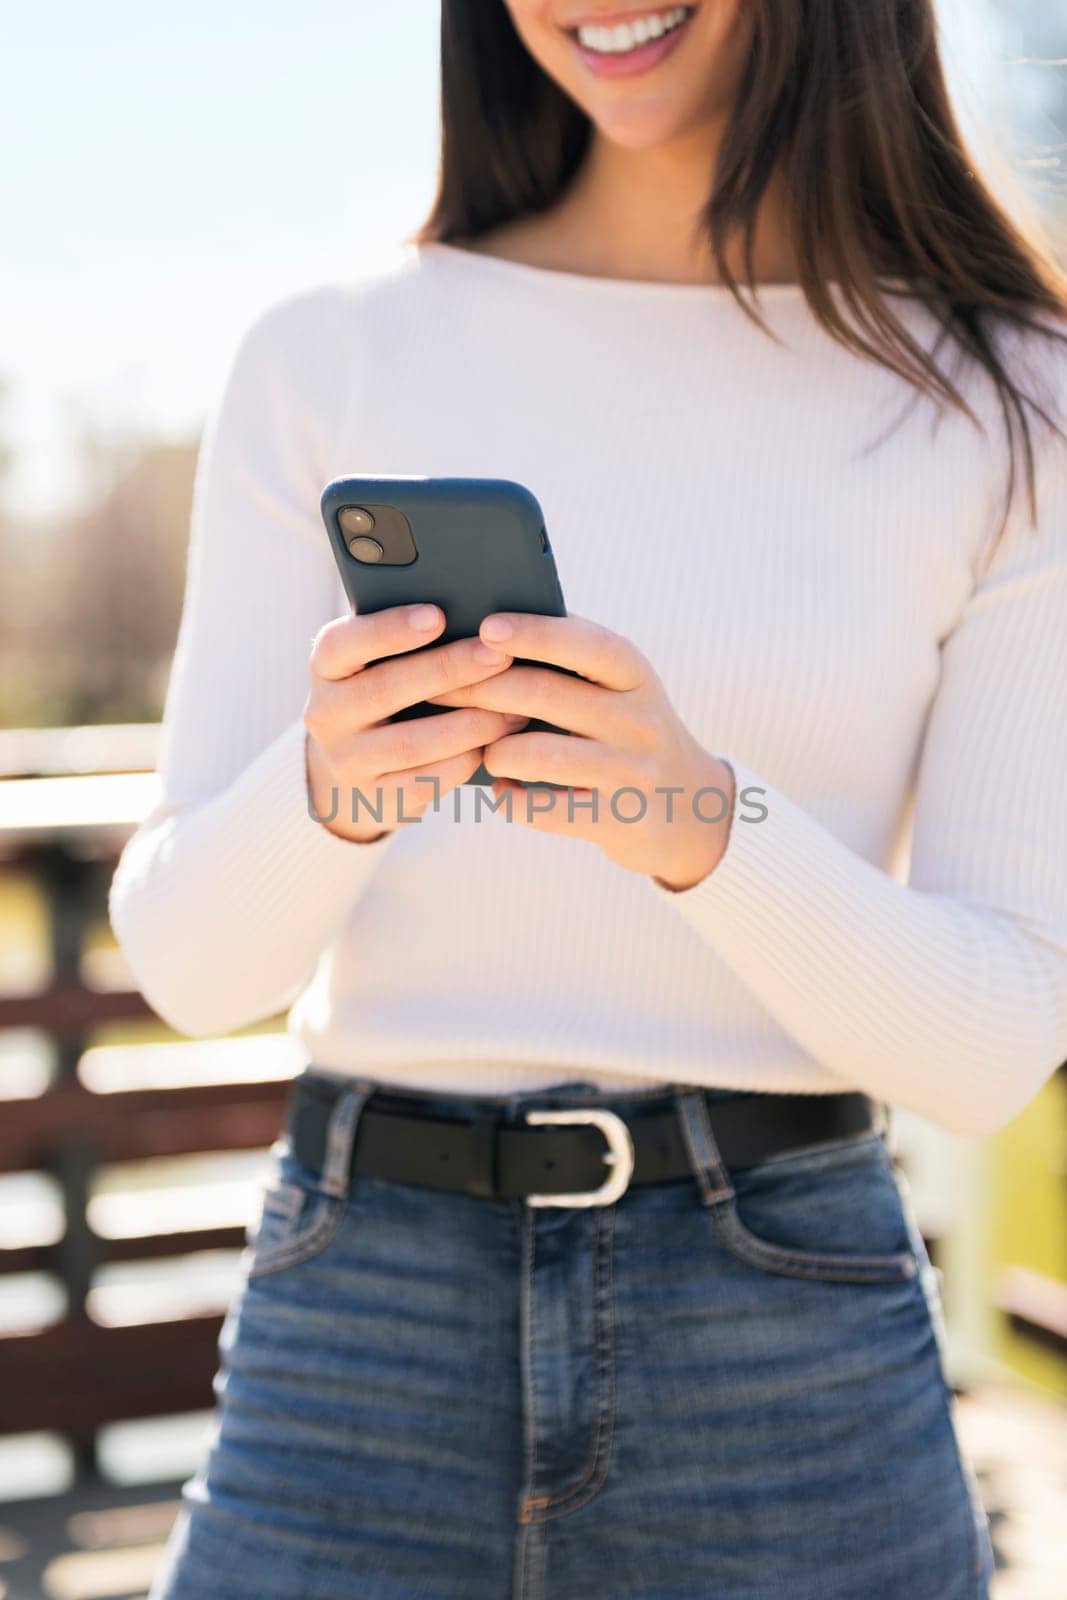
[319,475,575,787]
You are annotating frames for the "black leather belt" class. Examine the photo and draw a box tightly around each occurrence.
[285,1073,881,1207]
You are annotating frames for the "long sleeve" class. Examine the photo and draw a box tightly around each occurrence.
[648,427,1067,1137]
[108,289,396,1039]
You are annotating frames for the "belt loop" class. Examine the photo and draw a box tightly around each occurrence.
[320,1078,377,1199]
[671,1087,736,1207]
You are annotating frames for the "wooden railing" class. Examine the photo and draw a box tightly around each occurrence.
[0,725,293,1470]
[0,723,1063,1476]
[0,1068,288,1451]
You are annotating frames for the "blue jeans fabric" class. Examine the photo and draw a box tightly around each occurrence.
[150,1071,995,1600]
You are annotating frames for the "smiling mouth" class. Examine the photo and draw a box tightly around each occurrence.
[569,6,694,57]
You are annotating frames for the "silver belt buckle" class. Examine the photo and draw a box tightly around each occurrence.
[523,1108,636,1207]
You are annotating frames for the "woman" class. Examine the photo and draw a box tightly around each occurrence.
[111,2,1066,1596]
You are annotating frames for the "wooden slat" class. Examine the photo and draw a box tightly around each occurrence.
[0,1241,55,1274]
[0,1225,250,1275]
[0,1314,225,1434]
[97,1225,249,1263]
[0,985,155,1033]
[0,1079,290,1171]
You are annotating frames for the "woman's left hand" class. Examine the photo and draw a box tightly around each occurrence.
[425,611,736,892]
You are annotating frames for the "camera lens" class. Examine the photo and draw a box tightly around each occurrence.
[340,506,376,538]
[348,536,385,563]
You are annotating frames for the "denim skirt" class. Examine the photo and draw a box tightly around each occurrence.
[149,1070,995,1600]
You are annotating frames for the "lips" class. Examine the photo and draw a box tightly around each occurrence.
[567,5,697,80]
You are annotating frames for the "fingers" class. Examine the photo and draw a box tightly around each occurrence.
[354,634,517,728]
[425,663,640,746]
[310,603,448,681]
[482,730,643,792]
[375,746,493,818]
[311,631,517,734]
[488,777,602,838]
[474,611,647,692]
[356,707,528,777]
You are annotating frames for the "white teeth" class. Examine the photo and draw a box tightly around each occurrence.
[576,7,690,55]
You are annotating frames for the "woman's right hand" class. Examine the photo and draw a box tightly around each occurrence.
[303,602,528,843]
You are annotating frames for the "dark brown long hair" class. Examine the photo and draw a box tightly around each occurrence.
[416,0,1067,538]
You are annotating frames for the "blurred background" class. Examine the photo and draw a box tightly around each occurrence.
[0,3,1064,1596]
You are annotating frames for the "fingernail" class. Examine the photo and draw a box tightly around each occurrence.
[482,615,513,641]
[408,604,441,631]
[474,642,508,664]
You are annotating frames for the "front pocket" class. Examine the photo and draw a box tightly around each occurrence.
[244,1163,349,1281]
[706,1131,920,1285]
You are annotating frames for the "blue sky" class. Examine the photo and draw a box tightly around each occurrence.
[3,1,441,516]
[1,0,1052,518]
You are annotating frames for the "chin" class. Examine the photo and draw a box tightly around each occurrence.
[582,100,711,151]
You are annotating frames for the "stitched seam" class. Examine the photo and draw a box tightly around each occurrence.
[512,1516,529,1600]
[519,1203,539,1519]
[542,1203,617,1519]
[711,1203,918,1283]
[522,1203,618,1521]
[258,1181,304,1219]
[522,1208,602,1510]
[244,1193,348,1278]
[515,1513,544,1600]
[531,1516,546,1600]
[531,1207,603,1506]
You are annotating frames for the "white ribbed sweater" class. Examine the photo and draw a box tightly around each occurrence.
[108,242,1067,1135]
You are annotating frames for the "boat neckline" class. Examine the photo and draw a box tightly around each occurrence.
[417,239,914,300]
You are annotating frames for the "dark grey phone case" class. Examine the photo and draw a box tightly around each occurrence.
[320,475,573,787]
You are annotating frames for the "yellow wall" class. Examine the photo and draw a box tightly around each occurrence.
[985,1070,1067,1398]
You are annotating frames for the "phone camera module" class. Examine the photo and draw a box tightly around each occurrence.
[335,502,418,566]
